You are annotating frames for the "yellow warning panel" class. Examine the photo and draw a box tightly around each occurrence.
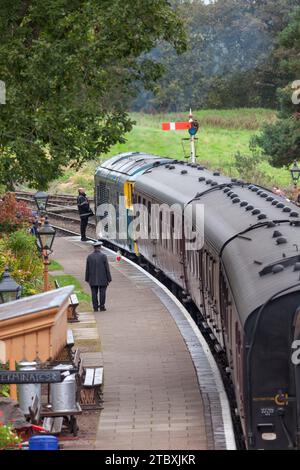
[124,181,134,210]
[134,241,139,256]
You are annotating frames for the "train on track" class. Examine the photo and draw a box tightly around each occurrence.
[94,152,300,450]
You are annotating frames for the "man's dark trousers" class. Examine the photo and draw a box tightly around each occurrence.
[91,286,107,310]
[80,216,89,240]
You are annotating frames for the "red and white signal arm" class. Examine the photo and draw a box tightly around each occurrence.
[162,122,191,131]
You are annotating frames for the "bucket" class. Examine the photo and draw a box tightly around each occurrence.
[29,435,59,451]
[17,361,41,415]
[50,364,76,412]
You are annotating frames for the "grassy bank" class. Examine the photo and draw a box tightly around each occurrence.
[49,109,291,194]
[50,273,91,303]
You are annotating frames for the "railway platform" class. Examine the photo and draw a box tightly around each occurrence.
[52,236,236,450]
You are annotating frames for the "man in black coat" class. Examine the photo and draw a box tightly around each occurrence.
[85,241,112,312]
[77,188,93,241]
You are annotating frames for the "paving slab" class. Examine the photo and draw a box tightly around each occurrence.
[52,236,234,450]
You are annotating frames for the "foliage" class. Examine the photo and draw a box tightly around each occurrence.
[251,8,300,168]
[51,274,91,304]
[133,0,299,112]
[0,193,32,233]
[234,151,272,186]
[0,230,43,296]
[0,0,186,189]
[48,259,63,272]
[0,424,21,450]
[0,385,9,398]
[0,362,9,398]
[48,109,291,195]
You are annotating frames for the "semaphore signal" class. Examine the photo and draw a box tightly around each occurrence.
[161,109,199,164]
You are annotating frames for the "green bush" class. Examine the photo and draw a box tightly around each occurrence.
[234,150,272,186]
[0,230,43,296]
[0,425,21,450]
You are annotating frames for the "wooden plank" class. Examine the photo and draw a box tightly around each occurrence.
[69,294,79,305]
[73,348,80,368]
[42,417,53,432]
[93,368,103,386]
[42,416,63,433]
[81,352,103,368]
[84,368,95,386]
[67,329,74,346]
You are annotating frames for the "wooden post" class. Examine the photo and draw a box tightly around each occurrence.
[293,184,298,204]
[43,250,50,292]
[9,358,17,401]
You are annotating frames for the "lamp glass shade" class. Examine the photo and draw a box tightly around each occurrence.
[36,218,56,251]
[290,162,300,184]
[0,268,22,304]
[34,191,49,212]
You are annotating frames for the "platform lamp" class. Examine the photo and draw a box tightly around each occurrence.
[290,161,300,188]
[36,217,56,292]
[34,191,49,215]
[0,268,22,304]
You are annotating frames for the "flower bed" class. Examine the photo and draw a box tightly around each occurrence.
[0,192,43,296]
[0,424,21,450]
[0,230,43,296]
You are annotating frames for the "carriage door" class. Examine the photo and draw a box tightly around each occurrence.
[292,306,300,448]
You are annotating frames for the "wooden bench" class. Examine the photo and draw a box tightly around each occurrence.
[67,328,75,349]
[55,280,79,322]
[78,352,104,410]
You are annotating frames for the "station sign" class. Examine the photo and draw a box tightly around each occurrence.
[0,369,71,384]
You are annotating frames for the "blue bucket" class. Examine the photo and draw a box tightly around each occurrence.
[29,435,59,451]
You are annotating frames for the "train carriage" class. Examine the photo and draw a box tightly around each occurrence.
[95,152,300,449]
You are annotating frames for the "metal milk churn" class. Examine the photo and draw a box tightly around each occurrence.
[50,364,76,412]
[17,361,41,415]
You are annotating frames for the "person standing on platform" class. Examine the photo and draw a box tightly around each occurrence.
[77,187,93,241]
[85,241,112,312]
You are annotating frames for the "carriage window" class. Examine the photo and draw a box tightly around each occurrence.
[148,201,151,234]
[191,252,195,276]
[199,250,203,280]
[193,252,198,277]
[206,253,210,293]
[210,260,215,299]
[159,211,163,244]
[236,322,241,354]
[170,213,174,252]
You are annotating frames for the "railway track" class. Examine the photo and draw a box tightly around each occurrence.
[15,190,78,206]
[16,190,97,238]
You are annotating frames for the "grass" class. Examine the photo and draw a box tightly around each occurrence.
[48,259,63,271]
[48,108,292,194]
[50,273,91,304]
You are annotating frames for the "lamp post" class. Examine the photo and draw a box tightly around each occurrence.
[0,268,22,304]
[290,161,300,187]
[36,217,56,292]
[34,191,49,215]
[290,161,300,203]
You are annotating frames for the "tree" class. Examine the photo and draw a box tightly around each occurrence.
[0,0,186,189]
[251,8,300,168]
[133,0,299,112]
